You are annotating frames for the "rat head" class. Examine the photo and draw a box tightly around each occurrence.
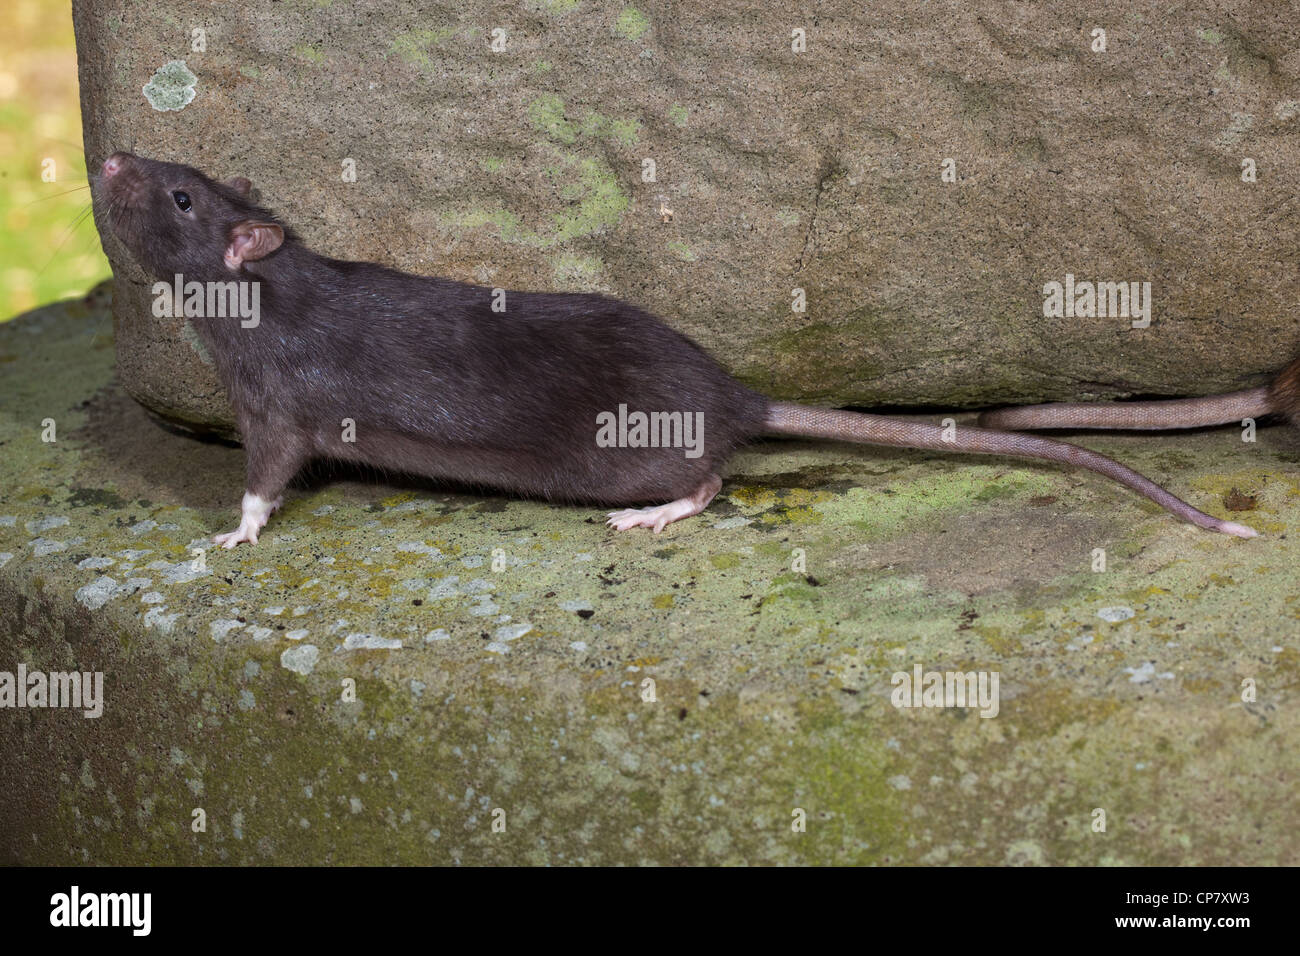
[94,151,287,279]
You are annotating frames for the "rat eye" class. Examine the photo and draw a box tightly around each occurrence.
[172,191,192,212]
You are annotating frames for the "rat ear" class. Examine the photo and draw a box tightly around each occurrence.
[224,221,284,270]
[224,176,253,197]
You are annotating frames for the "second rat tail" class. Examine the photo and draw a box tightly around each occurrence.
[975,388,1272,430]
[764,403,1256,538]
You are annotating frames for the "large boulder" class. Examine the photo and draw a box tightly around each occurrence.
[74,0,1300,435]
[2,292,1297,864]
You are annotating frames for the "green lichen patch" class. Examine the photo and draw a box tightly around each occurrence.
[389,27,456,68]
[615,7,650,42]
[291,44,326,65]
[444,148,629,249]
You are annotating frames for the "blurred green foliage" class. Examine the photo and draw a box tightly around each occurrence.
[0,0,112,320]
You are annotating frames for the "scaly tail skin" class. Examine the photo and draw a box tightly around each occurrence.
[976,388,1273,430]
[764,403,1256,538]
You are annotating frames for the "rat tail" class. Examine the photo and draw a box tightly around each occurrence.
[763,403,1256,538]
[976,388,1272,431]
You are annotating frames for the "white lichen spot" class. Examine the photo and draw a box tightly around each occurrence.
[210,619,245,642]
[495,622,533,642]
[78,556,115,570]
[468,596,500,617]
[280,644,319,675]
[397,541,442,557]
[887,774,912,791]
[248,626,273,641]
[425,628,451,642]
[285,628,309,641]
[140,591,165,604]
[143,59,197,111]
[1097,606,1135,623]
[159,560,208,584]
[712,516,753,529]
[76,576,120,611]
[143,607,180,634]
[237,689,255,710]
[263,606,285,616]
[1123,661,1173,684]
[428,577,460,600]
[0,516,15,527]
[32,537,79,556]
[118,578,152,597]
[341,633,402,650]
[130,520,158,535]
[25,515,68,534]
[559,599,593,612]
[570,641,588,652]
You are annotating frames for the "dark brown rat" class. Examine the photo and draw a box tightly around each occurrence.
[979,360,1300,431]
[91,151,1256,544]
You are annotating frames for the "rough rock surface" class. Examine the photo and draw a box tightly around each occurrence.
[2,291,1296,864]
[74,0,1300,435]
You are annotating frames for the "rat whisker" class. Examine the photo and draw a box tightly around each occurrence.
[23,184,92,206]
[36,201,96,276]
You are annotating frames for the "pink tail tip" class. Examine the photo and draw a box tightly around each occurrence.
[1217,521,1258,539]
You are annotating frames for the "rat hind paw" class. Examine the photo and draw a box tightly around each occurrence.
[606,506,682,534]
[605,475,723,534]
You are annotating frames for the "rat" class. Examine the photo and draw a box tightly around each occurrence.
[90,151,1256,545]
[978,360,1300,431]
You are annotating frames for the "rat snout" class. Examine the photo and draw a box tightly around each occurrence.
[97,152,147,211]
[102,152,132,178]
